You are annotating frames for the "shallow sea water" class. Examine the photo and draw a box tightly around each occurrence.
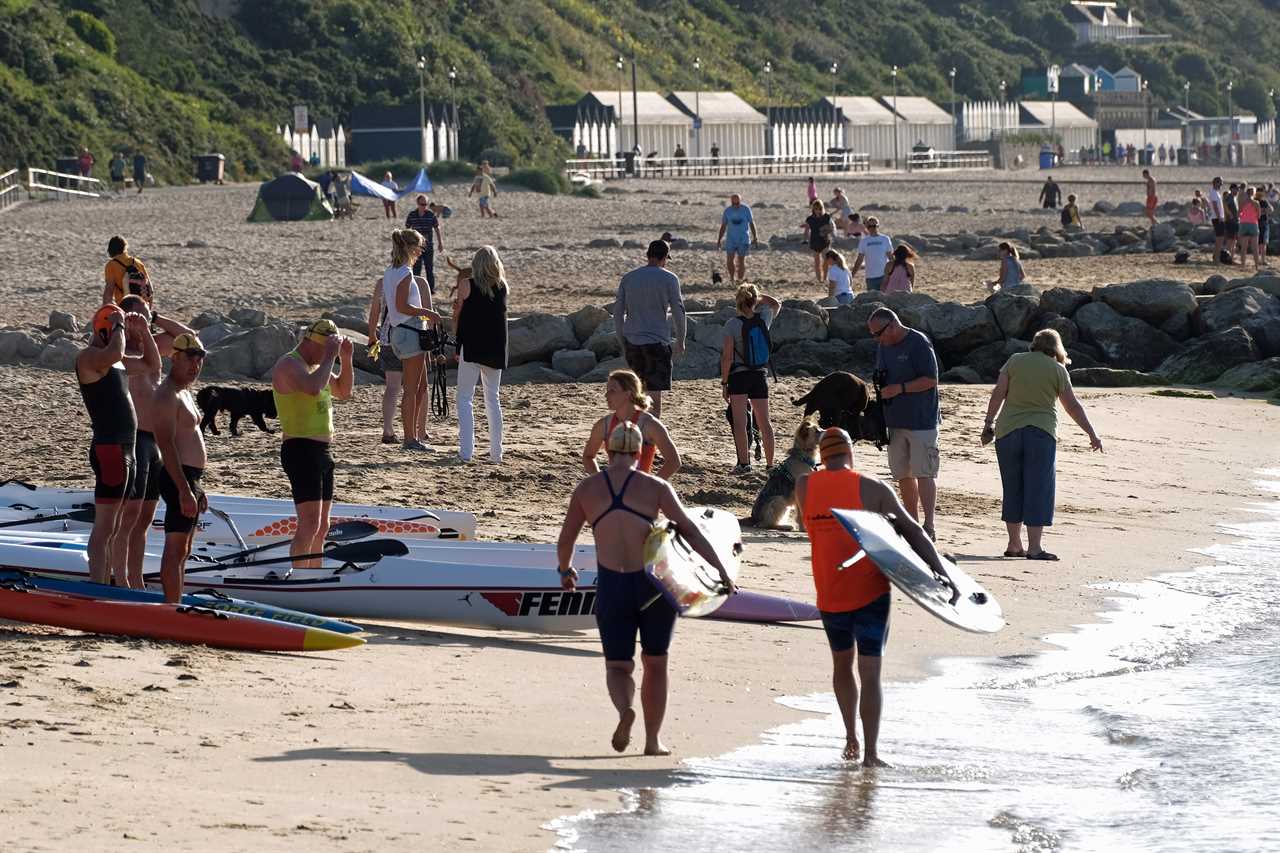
[550,476,1280,853]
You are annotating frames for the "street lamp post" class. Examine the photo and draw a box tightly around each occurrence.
[1049,64,1060,157]
[999,79,1007,139]
[1142,80,1149,163]
[1227,79,1234,164]
[1095,75,1103,159]
[1183,80,1190,112]
[448,65,458,160]
[694,56,702,159]
[764,60,773,157]
[949,67,957,150]
[416,56,427,164]
[829,61,839,150]
[891,65,900,170]
[616,56,624,155]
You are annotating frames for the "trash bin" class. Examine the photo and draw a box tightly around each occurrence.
[1176,147,1189,166]
[1038,145,1054,169]
[195,153,226,184]
[623,151,636,176]
[55,156,79,187]
[827,147,849,172]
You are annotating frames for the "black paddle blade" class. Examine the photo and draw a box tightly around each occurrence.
[326,520,380,542]
[326,539,410,561]
[0,507,96,529]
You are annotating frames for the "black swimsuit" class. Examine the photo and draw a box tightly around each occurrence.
[590,469,656,531]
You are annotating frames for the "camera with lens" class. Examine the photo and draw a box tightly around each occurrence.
[872,368,888,389]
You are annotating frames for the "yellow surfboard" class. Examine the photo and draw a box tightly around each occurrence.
[643,507,742,617]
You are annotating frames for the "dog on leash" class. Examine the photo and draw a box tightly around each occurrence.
[791,371,888,449]
[749,416,821,530]
[196,386,277,436]
[725,401,763,461]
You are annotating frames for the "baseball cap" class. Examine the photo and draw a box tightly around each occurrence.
[607,421,644,455]
[819,427,854,462]
[305,319,338,343]
[171,333,207,356]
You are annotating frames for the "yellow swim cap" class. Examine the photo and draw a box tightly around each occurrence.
[305,318,338,343]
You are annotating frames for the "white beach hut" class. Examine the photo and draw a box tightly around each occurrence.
[665,91,768,157]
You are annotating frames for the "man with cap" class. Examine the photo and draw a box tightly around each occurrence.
[404,194,445,294]
[76,304,160,584]
[794,427,954,766]
[270,320,354,570]
[614,240,687,419]
[152,332,209,602]
[557,420,735,756]
[716,193,758,285]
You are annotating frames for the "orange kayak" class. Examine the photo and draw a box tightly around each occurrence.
[0,587,363,652]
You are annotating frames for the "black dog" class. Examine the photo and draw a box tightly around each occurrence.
[791,371,888,449]
[196,386,277,436]
[725,401,763,461]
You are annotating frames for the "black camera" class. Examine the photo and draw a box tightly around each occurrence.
[872,368,888,388]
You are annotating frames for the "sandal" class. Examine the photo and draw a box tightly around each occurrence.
[1003,549,1026,558]
[1026,551,1059,561]
[381,434,397,445]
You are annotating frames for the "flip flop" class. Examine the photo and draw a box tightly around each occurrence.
[1026,551,1059,561]
[1003,550,1026,558]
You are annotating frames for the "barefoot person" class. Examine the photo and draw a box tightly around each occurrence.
[1142,169,1158,226]
[716,193,757,285]
[583,369,681,480]
[557,421,734,756]
[270,320,354,570]
[795,427,955,765]
[152,334,209,602]
[721,284,781,474]
[117,296,195,588]
[615,239,686,419]
[75,305,157,584]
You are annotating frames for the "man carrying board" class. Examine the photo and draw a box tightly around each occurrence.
[794,427,953,766]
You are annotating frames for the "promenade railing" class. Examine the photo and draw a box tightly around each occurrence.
[565,151,873,182]
[0,169,21,212]
[26,167,102,200]
[906,150,993,171]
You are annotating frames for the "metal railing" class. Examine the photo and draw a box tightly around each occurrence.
[26,167,102,200]
[0,169,20,212]
[906,150,993,171]
[565,151,873,182]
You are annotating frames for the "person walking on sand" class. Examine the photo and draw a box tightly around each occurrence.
[152,333,209,603]
[76,305,157,585]
[583,369,681,480]
[716,193,758,285]
[382,229,443,450]
[453,246,509,463]
[78,147,95,178]
[823,249,854,306]
[1208,177,1227,263]
[615,239,686,420]
[806,176,818,205]
[868,307,941,539]
[795,426,955,765]
[722,284,782,474]
[116,295,195,588]
[1038,176,1061,209]
[405,194,445,294]
[981,329,1103,561]
[270,319,354,570]
[850,216,894,292]
[803,200,836,284]
[102,235,153,307]
[380,171,399,219]
[986,242,1025,293]
[469,166,498,218]
[1143,169,1159,226]
[109,152,126,193]
[1224,183,1241,263]
[132,151,147,194]
[557,420,735,756]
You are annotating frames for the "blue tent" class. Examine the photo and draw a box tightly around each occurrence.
[348,170,399,201]
[396,167,434,199]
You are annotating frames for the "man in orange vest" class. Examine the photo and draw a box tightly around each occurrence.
[794,427,953,766]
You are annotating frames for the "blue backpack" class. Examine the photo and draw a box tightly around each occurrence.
[740,313,772,370]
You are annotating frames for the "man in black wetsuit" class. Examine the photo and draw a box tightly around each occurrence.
[556,421,734,756]
[1039,176,1061,209]
[75,304,160,584]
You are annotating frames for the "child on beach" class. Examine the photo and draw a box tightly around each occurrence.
[1060,194,1081,228]
[823,250,854,305]
[469,165,499,218]
[806,176,818,205]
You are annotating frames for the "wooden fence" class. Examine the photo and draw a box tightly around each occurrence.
[565,151,873,182]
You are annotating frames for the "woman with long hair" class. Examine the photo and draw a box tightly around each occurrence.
[883,244,917,294]
[987,242,1024,293]
[1237,185,1263,270]
[823,249,854,305]
[366,275,402,444]
[721,283,782,474]
[453,245,508,462]
[384,228,441,451]
[982,329,1102,560]
[582,369,681,480]
[803,199,835,285]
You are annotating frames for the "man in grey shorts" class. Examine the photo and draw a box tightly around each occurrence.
[868,308,940,539]
[614,240,687,418]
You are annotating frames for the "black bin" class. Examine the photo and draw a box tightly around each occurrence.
[623,151,637,176]
[1176,147,1189,166]
[827,147,849,172]
[55,156,80,187]
[195,153,226,184]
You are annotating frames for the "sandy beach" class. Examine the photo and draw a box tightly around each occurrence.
[1,170,1277,852]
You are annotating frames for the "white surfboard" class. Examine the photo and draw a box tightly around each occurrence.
[643,507,741,618]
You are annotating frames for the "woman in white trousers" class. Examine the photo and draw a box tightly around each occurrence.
[452,246,508,462]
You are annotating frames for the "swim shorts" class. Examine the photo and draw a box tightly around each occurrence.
[89,442,135,504]
[624,341,673,392]
[158,464,205,534]
[1239,222,1260,237]
[1226,220,1240,238]
[1146,196,1158,213]
[479,195,491,208]
[820,593,891,655]
[594,566,677,661]
[281,438,335,504]
[128,430,162,502]
[724,236,750,257]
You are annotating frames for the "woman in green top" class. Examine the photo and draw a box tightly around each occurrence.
[982,329,1102,561]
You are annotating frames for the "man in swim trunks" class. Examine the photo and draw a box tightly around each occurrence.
[716,193,758,286]
[1142,169,1158,226]
[615,240,687,419]
[270,319,354,569]
[76,304,158,584]
[558,421,734,756]
[152,333,209,602]
[794,427,954,767]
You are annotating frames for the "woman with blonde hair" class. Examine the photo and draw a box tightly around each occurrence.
[582,369,681,480]
[384,228,442,451]
[453,245,508,462]
[721,283,782,474]
[982,328,1102,561]
[823,249,854,305]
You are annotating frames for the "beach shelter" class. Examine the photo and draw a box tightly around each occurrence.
[348,170,398,201]
[878,96,955,153]
[396,167,434,199]
[665,91,768,157]
[822,97,897,163]
[1018,101,1099,151]
[246,173,333,222]
[578,91,692,157]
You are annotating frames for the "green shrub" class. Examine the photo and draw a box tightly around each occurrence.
[505,166,568,194]
[428,159,477,181]
[66,11,115,57]
[346,157,421,183]
[478,146,514,168]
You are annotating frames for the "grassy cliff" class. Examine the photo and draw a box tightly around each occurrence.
[2,0,1277,183]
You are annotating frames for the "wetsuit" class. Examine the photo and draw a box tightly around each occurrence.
[589,469,674,661]
[129,430,162,503]
[606,413,657,473]
[79,364,137,503]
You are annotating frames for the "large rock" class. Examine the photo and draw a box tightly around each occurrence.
[0,329,44,363]
[189,310,230,330]
[586,237,623,249]
[36,338,81,371]
[1222,274,1280,298]
[551,348,598,378]
[689,314,729,348]
[48,311,78,333]
[1074,302,1181,371]
[196,322,238,348]
[503,363,574,384]
[1198,274,1230,296]
[771,339,865,377]
[567,305,610,344]
[961,339,1030,381]
[827,302,883,342]
[1113,201,1147,216]
[1039,287,1091,318]
[1216,357,1280,392]
[579,356,627,384]
[920,302,1001,360]
[671,342,721,380]
[868,291,937,331]
[507,313,578,365]
[1092,280,1197,331]
[229,307,267,328]
[940,365,983,384]
[984,292,1038,339]
[769,304,828,345]
[1155,327,1260,385]
[1069,367,1169,387]
[1039,314,1079,347]
[1150,222,1177,252]
[1199,287,1280,336]
[584,318,621,359]
[205,323,296,379]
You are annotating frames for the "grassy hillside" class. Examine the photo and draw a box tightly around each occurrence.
[2,0,1278,183]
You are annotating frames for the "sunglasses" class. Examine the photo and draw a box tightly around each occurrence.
[870,324,890,338]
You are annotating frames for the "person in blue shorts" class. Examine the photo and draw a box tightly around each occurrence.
[716,193,758,285]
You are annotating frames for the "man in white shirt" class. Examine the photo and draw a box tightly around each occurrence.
[1207,176,1226,263]
[850,216,895,292]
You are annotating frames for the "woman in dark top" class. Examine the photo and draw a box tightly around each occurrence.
[803,199,835,284]
[453,245,509,463]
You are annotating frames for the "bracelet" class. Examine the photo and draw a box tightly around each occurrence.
[557,567,575,577]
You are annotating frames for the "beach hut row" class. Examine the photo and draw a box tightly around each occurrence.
[277,121,347,169]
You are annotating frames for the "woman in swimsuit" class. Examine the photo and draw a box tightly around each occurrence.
[582,369,680,480]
